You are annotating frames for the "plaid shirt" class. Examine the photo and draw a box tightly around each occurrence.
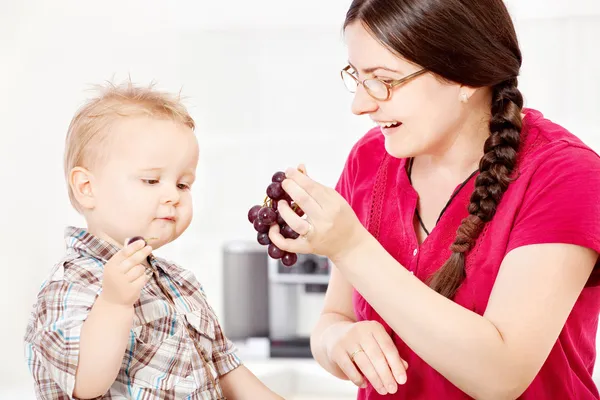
[24,226,241,399]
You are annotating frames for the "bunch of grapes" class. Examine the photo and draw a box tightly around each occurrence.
[248,171,305,267]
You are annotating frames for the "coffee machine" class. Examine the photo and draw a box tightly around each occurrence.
[268,252,329,357]
[222,241,330,358]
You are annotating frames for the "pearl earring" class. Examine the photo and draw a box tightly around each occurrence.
[460,92,468,103]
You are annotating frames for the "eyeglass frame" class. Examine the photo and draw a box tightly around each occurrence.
[341,64,428,101]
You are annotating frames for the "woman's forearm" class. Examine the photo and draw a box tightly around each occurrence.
[310,313,356,380]
[332,235,514,399]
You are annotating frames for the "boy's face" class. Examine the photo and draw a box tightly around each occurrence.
[86,116,198,249]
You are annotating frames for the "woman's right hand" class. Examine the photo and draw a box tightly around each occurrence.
[325,320,408,395]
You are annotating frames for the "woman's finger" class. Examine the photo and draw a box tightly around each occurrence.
[334,349,367,388]
[297,163,307,175]
[284,167,330,207]
[352,349,388,395]
[277,199,310,236]
[373,329,408,385]
[281,177,323,217]
[361,334,399,394]
[268,224,311,255]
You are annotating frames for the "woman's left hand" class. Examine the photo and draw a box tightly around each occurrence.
[268,166,369,262]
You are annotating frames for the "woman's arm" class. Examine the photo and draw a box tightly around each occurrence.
[335,236,596,399]
[271,165,599,400]
[310,262,357,379]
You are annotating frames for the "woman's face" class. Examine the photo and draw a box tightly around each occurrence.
[344,22,477,159]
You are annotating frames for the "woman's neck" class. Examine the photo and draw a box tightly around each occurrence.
[416,111,491,180]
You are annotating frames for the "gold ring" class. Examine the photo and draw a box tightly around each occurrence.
[301,222,314,240]
[349,349,364,362]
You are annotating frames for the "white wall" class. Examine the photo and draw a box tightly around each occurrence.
[1,0,599,389]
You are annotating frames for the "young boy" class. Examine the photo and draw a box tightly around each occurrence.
[23,81,283,400]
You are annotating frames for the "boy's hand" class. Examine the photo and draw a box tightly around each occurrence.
[99,239,153,307]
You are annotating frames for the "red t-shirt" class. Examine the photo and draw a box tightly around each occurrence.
[335,108,600,399]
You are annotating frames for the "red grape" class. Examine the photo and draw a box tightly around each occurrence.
[276,211,285,226]
[125,236,146,246]
[258,207,277,225]
[253,218,270,233]
[267,182,285,200]
[248,205,261,223]
[281,224,300,239]
[257,232,270,245]
[291,203,304,217]
[282,252,298,267]
[247,169,306,267]
[268,244,285,259]
[272,171,286,183]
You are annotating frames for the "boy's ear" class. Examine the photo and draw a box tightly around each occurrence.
[69,167,96,210]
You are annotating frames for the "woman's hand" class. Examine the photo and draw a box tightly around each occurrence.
[326,320,408,395]
[268,166,370,262]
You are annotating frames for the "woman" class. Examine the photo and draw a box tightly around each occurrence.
[268,0,600,398]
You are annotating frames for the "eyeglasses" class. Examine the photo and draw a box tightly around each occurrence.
[340,65,427,101]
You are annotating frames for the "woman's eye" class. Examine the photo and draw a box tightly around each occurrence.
[177,183,191,190]
[142,179,160,185]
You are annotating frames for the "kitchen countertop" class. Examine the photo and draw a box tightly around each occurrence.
[242,357,357,399]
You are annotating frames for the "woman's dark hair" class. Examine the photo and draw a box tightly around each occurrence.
[344,0,524,299]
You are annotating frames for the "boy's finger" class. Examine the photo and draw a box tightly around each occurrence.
[106,239,144,265]
[120,245,153,272]
[122,238,146,257]
[125,264,146,282]
[132,269,151,290]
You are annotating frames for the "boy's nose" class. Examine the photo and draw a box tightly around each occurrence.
[161,184,181,205]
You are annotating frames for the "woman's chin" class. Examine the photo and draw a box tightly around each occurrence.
[384,136,415,159]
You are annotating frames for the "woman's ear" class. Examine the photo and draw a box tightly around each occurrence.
[458,85,478,104]
[69,167,96,210]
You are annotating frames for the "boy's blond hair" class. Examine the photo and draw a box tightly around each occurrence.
[64,80,195,213]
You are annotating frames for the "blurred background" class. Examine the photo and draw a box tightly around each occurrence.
[1,0,599,398]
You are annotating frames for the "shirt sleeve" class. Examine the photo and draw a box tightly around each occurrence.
[335,141,359,204]
[24,279,100,397]
[506,144,600,270]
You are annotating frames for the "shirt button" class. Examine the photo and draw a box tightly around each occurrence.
[413,248,418,256]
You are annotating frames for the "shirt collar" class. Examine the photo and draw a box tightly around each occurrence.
[64,226,186,285]
[64,226,120,263]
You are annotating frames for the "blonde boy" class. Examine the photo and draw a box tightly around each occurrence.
[24,81,283,399]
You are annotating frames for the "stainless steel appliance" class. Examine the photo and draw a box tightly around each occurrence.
[222,241,270,341]
[222,241,330,358]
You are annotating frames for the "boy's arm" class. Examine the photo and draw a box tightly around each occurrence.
[74,240,151,398]
[73,295,135,398]
[195,286,284,399]
[220,366,284,400]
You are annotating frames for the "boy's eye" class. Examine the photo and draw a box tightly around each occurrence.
[177,183,191,190]
[142,179,160,185]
